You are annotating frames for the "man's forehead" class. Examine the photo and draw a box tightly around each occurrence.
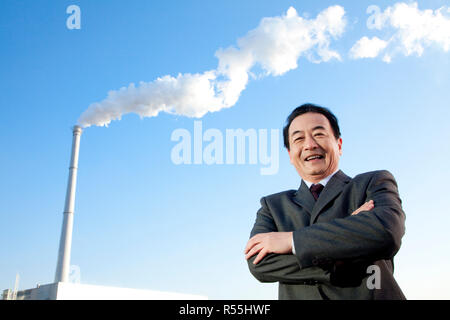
[288,112,331,135]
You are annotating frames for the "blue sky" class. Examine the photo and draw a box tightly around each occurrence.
[1,0,450,299]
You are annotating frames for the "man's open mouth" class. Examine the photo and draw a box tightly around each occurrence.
[305,155,324,161]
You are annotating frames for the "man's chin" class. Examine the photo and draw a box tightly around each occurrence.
[307,169,326,177]
[299,172,325,182]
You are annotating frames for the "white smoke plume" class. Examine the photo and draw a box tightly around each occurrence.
[78,6,346,128]
[350,2,450,62]
[349,36,388,59]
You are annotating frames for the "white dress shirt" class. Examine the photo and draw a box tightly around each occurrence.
[291,169,339,255]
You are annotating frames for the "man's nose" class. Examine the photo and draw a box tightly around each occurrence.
[304,134,319,150]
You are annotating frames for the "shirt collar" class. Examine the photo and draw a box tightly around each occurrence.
[303,169,339,189]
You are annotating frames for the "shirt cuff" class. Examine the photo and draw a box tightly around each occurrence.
[292,235,296,255]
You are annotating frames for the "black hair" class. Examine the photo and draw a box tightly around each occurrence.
[283,103,341,150]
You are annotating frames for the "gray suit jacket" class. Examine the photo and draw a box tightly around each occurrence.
[247,170,406,300]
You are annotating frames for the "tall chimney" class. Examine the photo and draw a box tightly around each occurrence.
[55,125,82,283]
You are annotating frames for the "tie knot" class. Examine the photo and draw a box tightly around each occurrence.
[310,183,324,200]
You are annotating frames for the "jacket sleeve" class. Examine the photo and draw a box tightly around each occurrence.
[293,170,406,269]
[247,197,330,284]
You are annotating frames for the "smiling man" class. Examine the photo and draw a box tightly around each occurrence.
[244,103,406,300]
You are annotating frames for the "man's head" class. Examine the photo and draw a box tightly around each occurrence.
[283,103,342,183]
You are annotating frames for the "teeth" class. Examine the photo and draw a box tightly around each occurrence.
[306,155,322,161]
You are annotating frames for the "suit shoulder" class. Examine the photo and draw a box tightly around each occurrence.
[261,189,296,204]
[353,170,395,182]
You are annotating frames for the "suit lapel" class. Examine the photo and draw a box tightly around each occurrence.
[310,170,352,224]
[292,180,315,215]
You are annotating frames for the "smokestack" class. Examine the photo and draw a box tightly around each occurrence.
[54,125,82,283]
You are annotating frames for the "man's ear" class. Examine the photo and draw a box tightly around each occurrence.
[338,137,343,156]
[287,149,294,164]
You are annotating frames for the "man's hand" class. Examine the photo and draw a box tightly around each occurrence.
[244,232,293,265]
[351,200,374,215]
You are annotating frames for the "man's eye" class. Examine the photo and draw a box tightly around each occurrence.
[314,133,324,137]
[294,137,304,142]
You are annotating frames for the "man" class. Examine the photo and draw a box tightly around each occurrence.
[244,104,406,299]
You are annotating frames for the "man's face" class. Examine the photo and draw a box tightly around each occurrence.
[288,112,342,183]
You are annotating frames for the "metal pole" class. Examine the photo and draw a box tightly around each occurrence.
[55,125,82,283]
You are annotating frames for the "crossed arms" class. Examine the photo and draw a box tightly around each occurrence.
[244,200,374,265]
[244,170,405,283]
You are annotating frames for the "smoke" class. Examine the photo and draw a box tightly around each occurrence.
[78,6,346,128]
[350,2,450,62]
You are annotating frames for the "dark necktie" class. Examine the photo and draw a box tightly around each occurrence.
[310,183,324,201]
